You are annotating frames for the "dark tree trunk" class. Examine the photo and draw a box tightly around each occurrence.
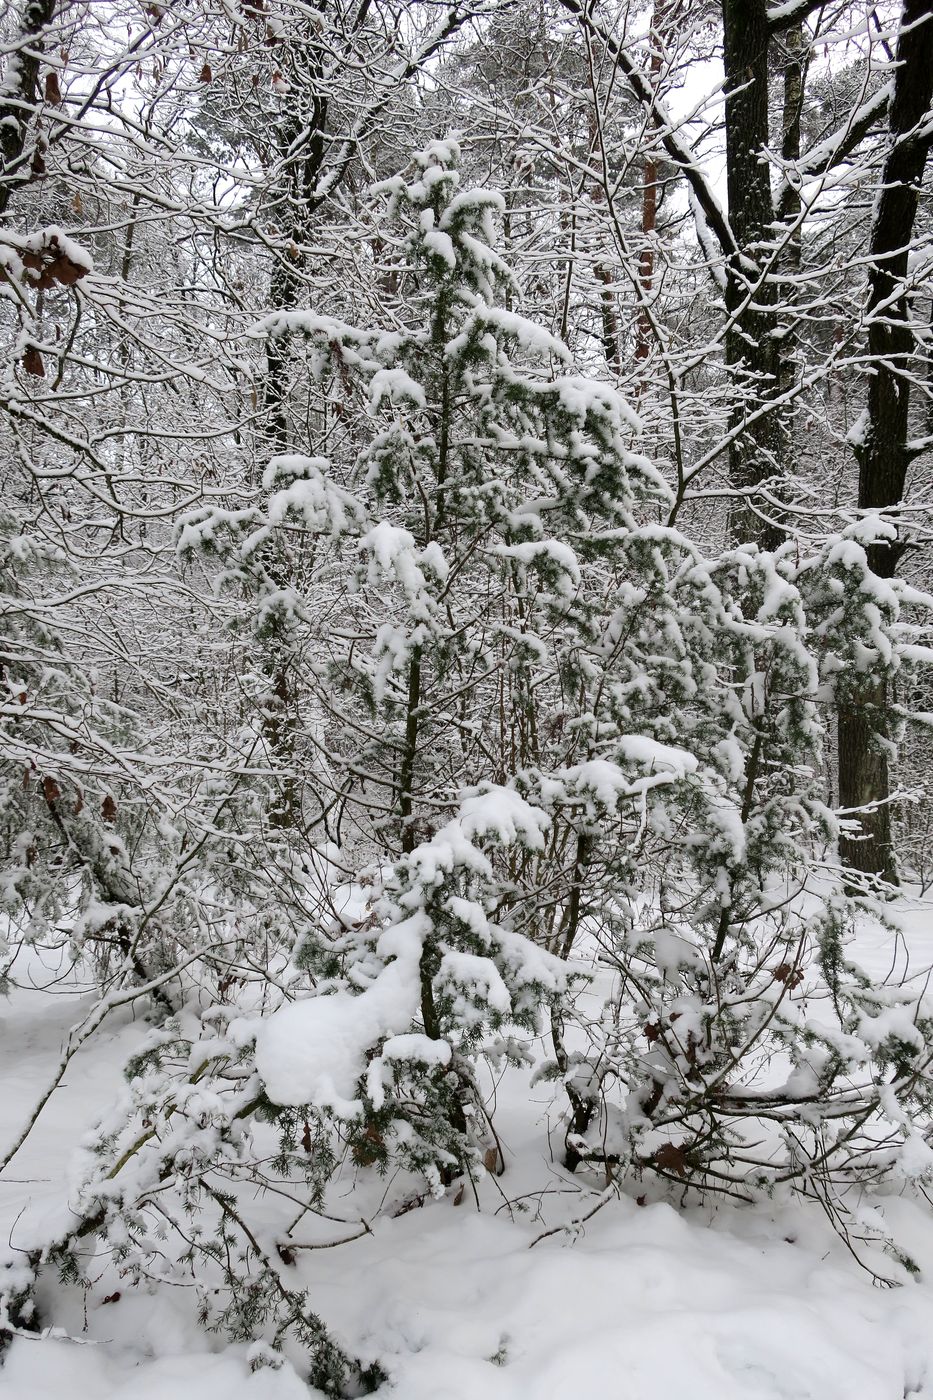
[838,680,895,883]
[721,0,785,549]
[586,109,621,373]
[634,153,657,366]
[837,0,933,884]
[776,22,804,399]
[560,0,889,553]
[0,0,57,217]
[261,76,330,457]
[256,31,332,828]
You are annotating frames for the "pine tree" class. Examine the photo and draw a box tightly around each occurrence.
[173,136,675,1173]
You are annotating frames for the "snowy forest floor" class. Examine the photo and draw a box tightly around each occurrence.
[3,898,933,1400]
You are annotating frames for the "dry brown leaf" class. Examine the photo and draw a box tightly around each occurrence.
[654,1143,689,1177]
[23,346,44,377]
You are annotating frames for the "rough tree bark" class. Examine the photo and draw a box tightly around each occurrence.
[720,0,786,548]
[776,21,805,395]
[837,0,933,884]
[256,31,332,828]
[0,0,57,217]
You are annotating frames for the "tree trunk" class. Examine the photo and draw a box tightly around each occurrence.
[721,0,785,548]
[838,682,895,883]
[0,0,57,217]
[635,4,665,365]
[837,0,933,884]
[255,33,331,829]
[776,22,804,400]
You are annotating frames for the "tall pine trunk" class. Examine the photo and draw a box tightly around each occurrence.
[721,0,785,549]
[256,34,331,829]
[837,0,933,884]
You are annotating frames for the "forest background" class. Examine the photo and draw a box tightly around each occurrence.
[2,2,933,1396]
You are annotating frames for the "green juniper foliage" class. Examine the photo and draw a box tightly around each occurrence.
[8,139,933,1383]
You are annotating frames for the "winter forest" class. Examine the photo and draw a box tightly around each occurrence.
[1,0,933,1396]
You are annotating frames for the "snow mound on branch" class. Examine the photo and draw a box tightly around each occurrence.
[547,741,698,808]
[366,1034,452,1111]
[254,786,554,1114]
[263,455,362,535]
[458,787,550,849]
[618,735,698,773]
[254,914,428,1114]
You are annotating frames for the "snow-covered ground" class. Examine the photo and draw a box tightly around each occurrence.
[3,898,933,1400]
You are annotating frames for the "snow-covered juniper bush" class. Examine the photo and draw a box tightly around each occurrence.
[5,139,933,1388]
